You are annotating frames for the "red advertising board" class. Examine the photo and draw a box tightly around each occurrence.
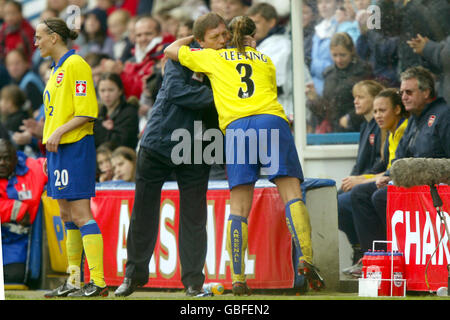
[387,185,450,291]
[87,183,295,289]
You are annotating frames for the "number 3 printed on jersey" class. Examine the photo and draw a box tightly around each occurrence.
[54,169,69,189]
[236,63,254,99]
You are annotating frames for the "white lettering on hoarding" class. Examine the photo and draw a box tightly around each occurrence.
[422,211,436,265]
[159,201,178,278]
[391,210,450,265]
[205,202,217,277]
[116,201,130,275]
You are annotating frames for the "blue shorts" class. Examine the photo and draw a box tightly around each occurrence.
[47,135,96,200]
[225,114,304,189]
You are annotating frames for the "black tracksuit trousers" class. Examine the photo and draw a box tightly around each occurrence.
[124,146,210,289]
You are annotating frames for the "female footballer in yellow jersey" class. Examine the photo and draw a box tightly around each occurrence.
[165,14,325,294]
[35,18,107,297]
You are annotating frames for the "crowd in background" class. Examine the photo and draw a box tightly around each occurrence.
[0,0,448,183]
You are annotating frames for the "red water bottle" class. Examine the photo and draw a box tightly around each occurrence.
[378,251,391,296]
[392,251,405,296]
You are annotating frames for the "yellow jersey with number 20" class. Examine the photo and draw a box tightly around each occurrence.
[42,49,98,145]
[178,45,288,133]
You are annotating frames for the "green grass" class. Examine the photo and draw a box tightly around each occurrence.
[4,288,450,300]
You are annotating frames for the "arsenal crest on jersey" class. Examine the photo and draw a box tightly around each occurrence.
[369,133,375,145]
[75,80,87,96]
[56,71,64,87]
[428,115,436,127]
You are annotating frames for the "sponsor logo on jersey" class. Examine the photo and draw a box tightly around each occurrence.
[75,80,87,96]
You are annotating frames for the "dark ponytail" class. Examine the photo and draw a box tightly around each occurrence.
[228,16,256,57]
[42,17,79,44]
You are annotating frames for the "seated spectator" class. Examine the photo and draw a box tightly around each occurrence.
[0,84,30,143]
[5,49,45,114]
[111,146,136,182]
[350,67,450,275]
[102,15,175,100]
[306,32,373,133]
[248,2,294,121]
[94,72,140,150]
[96,144,114,182]
[335,80,385,263]
[0,0,35,63]
[74,8,114,58]
[0,139,47,284]
[107,9,134,62]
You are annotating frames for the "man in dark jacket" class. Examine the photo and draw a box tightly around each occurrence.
[350,67,450,266]
[114,16,228,297]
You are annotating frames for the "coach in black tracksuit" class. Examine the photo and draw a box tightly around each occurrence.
[114,42,220,297]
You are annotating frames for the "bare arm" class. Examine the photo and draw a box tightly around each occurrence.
[46,117,93,152]
[164,35,195,62]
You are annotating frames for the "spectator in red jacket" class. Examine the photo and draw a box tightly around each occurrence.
[0,138,48,283]
[0,0,35,62]
[102,15,175,100]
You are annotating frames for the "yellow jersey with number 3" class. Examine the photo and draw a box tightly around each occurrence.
[178,45,288,132]
[42,49,98,145]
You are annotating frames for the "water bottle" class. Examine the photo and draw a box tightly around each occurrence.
[391,251,405,296]
[437,287,448,297]
[202,282,224,295]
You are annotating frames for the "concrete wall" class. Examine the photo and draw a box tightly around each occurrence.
[305,184,357,292]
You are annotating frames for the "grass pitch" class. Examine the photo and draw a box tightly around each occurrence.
[4,288,449,300]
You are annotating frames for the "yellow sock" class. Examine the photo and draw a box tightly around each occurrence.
[80,220,106,288]
[64,222,83,288]
[285,198,313,264]
[226,214,248,283]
